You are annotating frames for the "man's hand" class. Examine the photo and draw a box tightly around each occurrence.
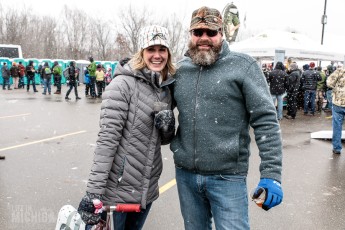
[257,178,283,211]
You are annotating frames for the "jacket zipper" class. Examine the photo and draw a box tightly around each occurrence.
[193,66,202,171]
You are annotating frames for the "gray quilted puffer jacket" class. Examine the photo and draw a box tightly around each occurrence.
[86,61,174,209]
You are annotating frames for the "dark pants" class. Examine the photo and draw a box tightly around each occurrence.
[55,77,61,92]
[18,76,24,88]
[66,81,78,98]
[90,76,96,97]
[96,80,104,97]
[85,83,90,96]
[27,76,37,91]
[2,77,10,89]
[286,91,298,118]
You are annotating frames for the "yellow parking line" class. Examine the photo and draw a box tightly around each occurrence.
[159,179,176,194]
[0,113,31,119]
[0,130,87,152]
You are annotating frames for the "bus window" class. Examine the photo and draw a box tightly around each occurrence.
[0,44,23,58]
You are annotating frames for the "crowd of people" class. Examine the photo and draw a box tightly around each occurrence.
[2,5,345,230]
[262,60,338,120]
[1,58,113,101]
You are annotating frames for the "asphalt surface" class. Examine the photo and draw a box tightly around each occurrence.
[0,86,344,230]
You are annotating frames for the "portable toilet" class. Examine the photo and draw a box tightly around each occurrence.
[76,60,90,84]
[0,57,11,85]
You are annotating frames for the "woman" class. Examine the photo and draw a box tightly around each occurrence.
[78,25,176,230]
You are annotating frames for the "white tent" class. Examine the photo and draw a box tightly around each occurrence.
[230,30,345,62]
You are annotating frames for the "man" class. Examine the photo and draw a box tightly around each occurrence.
[284,62,301,120]
[65,61,81,100]
[1,62,12,90]
[10,62,20,89]
[18,61,25,89]
[316,66,326,112]
[326,65,345,155]
[300,62,321,116]
[170,6,283,230]
[323,64,334,113]
[87,56,97,98]
[268,61,288,120]
[52,61,62,94]
[25,60,38,92]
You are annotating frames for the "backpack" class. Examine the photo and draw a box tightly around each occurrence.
[45,67,51,75]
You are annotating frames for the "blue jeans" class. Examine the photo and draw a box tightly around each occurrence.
[271,94,284,120]
[332,105,345,152]
[85,203,152,230]
[304,90,316,114]
[2,77,10,89]
[175,167,249,230]
[43,78,51,94]
[326,90,333,110]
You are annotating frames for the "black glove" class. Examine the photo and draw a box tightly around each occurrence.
[154,110,175,132]
[78,192,102,225]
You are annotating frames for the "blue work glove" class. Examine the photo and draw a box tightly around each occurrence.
[154,110,175,132]
[78,192,102,225]
[257,178,283,211]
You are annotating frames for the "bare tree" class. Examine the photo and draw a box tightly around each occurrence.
[117,5,153,56]
[61,5,89,60]
[92,18,113,60]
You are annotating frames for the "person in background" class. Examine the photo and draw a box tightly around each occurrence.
[323,64,334,113]
[170,6,283,230]
[315,66,326,112]
[104,67,112,87]
[42,62,52,95]
[37,64,43,86]
[84,67,91,97]
[2,62,12,90]
[10,62,20,89]
[52,61,63,94]
[25,61,38,93]
[326,65,345,155]
[268,61,288,120]
[95,64,105,98]
[300,62,321,116]
[18,61,25,89]
[77,25,176,230]
[284,62,301,119]
[87,57,97,99]
[65,61,81,100]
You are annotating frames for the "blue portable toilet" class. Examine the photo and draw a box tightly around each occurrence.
[0,57,11,85]
[111,61,119,76]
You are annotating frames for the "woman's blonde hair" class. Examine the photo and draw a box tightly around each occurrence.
[130,47,176,81]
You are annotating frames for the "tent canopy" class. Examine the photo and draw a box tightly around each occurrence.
[230,30,345,62]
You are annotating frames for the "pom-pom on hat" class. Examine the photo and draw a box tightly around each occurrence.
[138,25,169,50]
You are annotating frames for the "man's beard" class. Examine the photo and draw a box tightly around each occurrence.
[188,40,222,66]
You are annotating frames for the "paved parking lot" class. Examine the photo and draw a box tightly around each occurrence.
[0,87,344,229]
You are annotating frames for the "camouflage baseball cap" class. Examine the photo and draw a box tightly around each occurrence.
[190,6,223,31]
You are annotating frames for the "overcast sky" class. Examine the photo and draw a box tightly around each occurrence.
[2,0,345,46]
